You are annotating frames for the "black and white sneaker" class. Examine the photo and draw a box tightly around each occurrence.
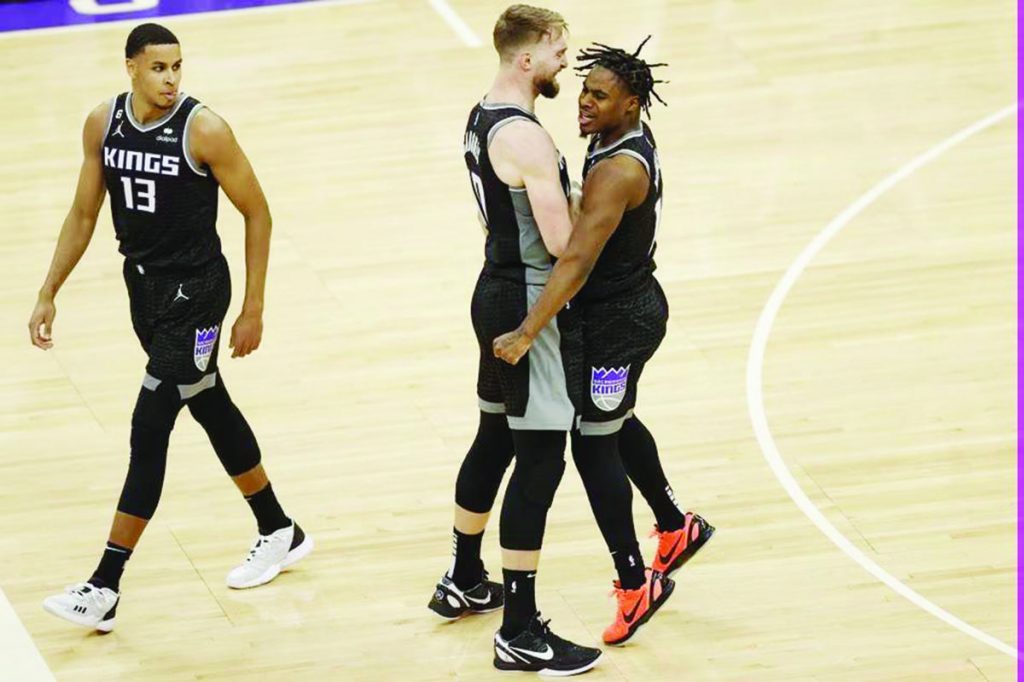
[227,521,313,589]
[428,572,503,620]
[42,582,119,632]
[494,613,602,676]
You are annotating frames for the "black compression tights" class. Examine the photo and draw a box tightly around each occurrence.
[454,411,515,513]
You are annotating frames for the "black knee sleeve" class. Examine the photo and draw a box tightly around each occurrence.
[186,376,262,477]
[521,456,566,508]
[455,411,515,513]
[117,379,183,520]
[499,431,566,551]
[619,415,669,504]
[620,415,686,530]
[571,431,636,553]
[619,416,661,484]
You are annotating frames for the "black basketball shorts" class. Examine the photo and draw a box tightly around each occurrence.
[123,254,231,395]
[578,277,668,435]
[471,271,582,431]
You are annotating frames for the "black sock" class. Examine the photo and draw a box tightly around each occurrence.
[448,528,484,590]
[612,542,645,590]
[245,483,291,535]
[501,568,536,639]
[90,542,133,592]
[290,523,306,550]
[620,417,686,531]
[654,485,686,532]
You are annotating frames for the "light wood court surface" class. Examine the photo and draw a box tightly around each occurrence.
[0,1,1015,679]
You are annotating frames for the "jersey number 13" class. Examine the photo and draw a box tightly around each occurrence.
[120,176,156,213]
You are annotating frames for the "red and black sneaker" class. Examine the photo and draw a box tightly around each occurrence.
[602,569,675,646]
[651,512,715,578]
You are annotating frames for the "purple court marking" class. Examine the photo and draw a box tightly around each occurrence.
[0,0,324,33]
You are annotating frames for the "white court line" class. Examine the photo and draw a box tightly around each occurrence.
[0,0,376,39]
[0,587,55,681]
[427,0,481,48]
[746,103,1018,659]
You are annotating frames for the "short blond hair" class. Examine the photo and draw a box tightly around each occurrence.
[493,5,567,60]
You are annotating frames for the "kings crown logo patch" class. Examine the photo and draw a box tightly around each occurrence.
[194,326,219,371]
[590,365,630,412]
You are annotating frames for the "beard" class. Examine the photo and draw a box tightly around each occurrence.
[536,75,560,99]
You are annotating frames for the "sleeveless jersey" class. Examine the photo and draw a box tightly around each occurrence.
[101,92,221,270]
[579,122,663,302]
[464,100,571,285]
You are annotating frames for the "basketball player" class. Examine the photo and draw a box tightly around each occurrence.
[27,23,311,632]
[493,38,716,645]
[426,5,601,675]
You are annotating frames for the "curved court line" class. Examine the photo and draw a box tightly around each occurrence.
[746,103,1018,659]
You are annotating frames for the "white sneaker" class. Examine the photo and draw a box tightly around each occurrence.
[42,582,119,632]
[226,522,313,589]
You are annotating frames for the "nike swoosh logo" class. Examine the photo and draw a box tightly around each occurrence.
[465,590,492,605]
[510,644,554,661]
[658,536,684,565]
[623,597,644,624]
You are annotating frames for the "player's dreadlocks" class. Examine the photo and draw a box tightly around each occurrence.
[575,35,667,118]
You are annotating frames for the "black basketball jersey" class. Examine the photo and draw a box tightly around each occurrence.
[464,100,571,285]
[579,122,663,302]
[101,92,221,270]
